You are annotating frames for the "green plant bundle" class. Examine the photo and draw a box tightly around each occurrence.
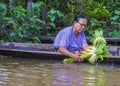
[88,30,109,64]
[63,30,109,64]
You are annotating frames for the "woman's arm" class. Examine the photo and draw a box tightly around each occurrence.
[59,45,83,62]
[82,44,89,50]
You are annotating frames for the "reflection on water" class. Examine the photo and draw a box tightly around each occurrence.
[0,66,11,85]
[0,56,120,86]
[82,66,107,86]
[52,64,83,86]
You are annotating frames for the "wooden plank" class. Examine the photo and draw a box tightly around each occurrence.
[0,47,120,59]
[0,48,65,60]
[0,42,120,59]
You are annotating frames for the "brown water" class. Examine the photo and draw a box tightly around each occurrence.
[0,56,120,86]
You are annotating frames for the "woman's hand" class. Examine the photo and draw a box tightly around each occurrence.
[59,46,84,62]
[73,53,83,62]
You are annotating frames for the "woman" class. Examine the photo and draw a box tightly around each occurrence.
[54,14,89,62]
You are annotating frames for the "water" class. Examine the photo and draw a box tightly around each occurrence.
[0,56,120,86]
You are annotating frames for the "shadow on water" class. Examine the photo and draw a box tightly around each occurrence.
[0,55,120,86]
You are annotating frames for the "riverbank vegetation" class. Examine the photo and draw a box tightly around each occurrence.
[0,0,120,43]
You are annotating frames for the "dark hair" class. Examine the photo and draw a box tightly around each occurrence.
[74,14,88,22]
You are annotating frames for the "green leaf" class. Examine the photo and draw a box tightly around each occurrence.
[115,10,120,15]
[10,32,16,37]
[63,58,75,64]
[49,23,55,28]
[32,37,40,43]
[110,16,119,21]
[18,31,24,38]
[36,18,45,24]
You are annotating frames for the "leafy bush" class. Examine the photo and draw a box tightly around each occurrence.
[0,0,120,43]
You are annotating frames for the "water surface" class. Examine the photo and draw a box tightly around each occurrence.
[0,56,120,86]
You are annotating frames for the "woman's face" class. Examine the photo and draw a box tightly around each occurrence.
[74,18,88,33]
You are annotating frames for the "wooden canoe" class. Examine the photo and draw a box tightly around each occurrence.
[0,42,120,61]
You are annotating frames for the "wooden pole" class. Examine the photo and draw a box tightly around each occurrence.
[26,0,33,10]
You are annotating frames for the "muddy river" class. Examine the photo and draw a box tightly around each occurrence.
[0,56,120,86]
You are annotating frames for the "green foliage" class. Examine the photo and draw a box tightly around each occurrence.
[46,9,64,29]
[83,0,112,20]
[0,3,6,17]
[109,29,120,37]
[0,0,120,42]
[32,37,41,43]
[110,10,120,21]
[0,1,64,42]
[32,1,45,16]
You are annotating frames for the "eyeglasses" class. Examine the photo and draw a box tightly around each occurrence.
[78,22,87,28]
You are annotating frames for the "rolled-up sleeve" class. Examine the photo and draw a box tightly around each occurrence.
[53,26,71,49]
